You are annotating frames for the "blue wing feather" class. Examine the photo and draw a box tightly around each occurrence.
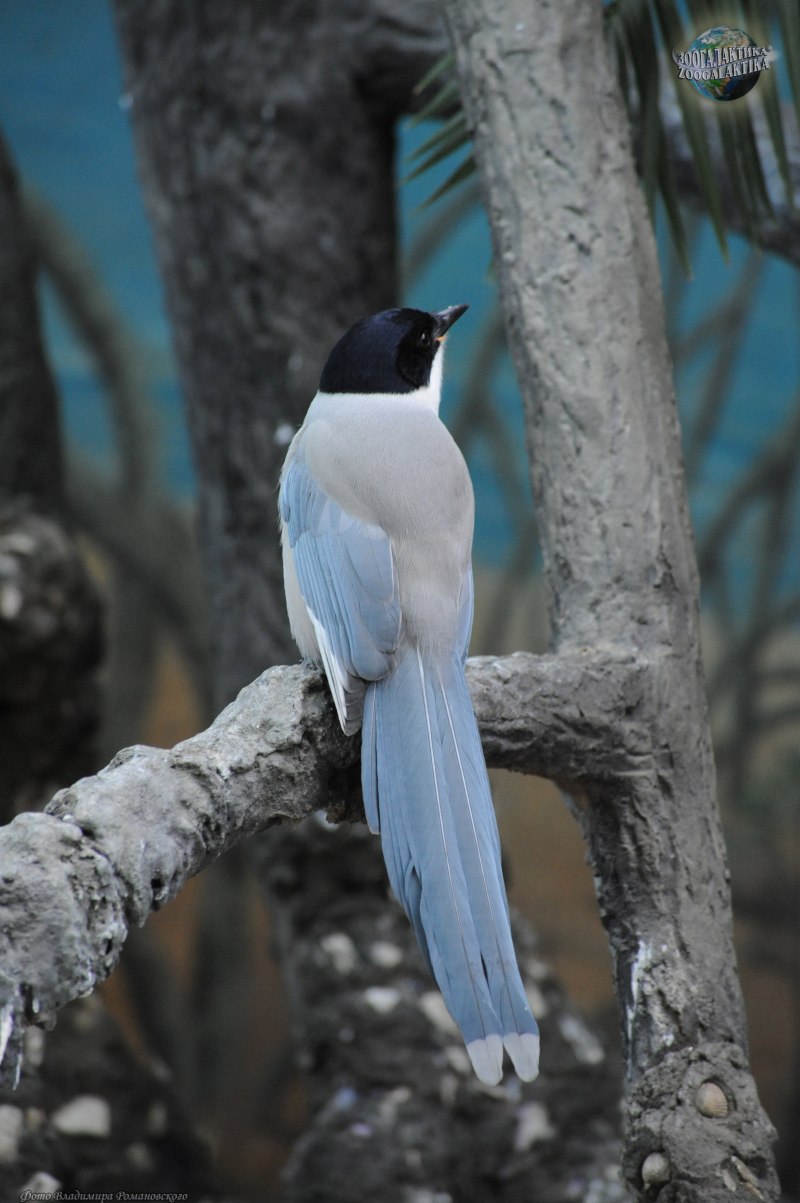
[280,456,402,712]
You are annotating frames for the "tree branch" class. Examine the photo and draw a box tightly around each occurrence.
[441,0,779,1197]
[0,650,636,1089]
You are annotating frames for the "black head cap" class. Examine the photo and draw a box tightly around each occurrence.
[319,304,469,395]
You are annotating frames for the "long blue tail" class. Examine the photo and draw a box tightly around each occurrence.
[361,648,539,1084]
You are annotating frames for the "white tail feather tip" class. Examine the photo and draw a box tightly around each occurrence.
[466,1034,504,1085]
[504,1031,540,1082]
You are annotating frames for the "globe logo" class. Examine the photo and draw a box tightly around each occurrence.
[673,26,772,102]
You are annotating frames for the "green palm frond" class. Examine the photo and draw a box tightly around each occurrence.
[412,50,455,99]
[409,1,799,267]
[775,0,800,125]
[404,54,471,201]
[403,111,470,185]
[652,0,729,255]
[416,156,475,210]
[740,0,792,191]
[610,0,691,269]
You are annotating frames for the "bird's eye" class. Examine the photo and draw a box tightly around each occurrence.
[419,331,431,348]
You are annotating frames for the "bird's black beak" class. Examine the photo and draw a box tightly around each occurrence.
[433,303,469,342]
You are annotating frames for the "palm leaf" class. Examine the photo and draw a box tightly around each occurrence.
[416,156,475,209]
[653,0,729,256]
[407,1,798,270]
[739,0,793,207]
[730,104,772,216]
[775,0,800,128]
[620,0,661,214]
[403,178,482,287]
[717,107,771,239]
[412,51,454,99]
[657,123,691,272]
[409,78,461,126]
[402,116,470,186]
[407,111,467,164]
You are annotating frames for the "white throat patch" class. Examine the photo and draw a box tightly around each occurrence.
[310,343,445,416]
[406,343,444,413]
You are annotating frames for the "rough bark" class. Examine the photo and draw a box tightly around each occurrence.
[0,651,623,1083]
[441,1,778,1199]
[0,652,629,1197]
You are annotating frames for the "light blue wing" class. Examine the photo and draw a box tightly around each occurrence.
[280,454,402,737]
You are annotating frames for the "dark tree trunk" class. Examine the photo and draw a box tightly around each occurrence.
[114,0,438,708]
[256,820,624,1203]
[0,996,226,1202]
[0,133,63,514]
[442,0,779,1198]
[111,0,447,1136]
[0,132,102,816]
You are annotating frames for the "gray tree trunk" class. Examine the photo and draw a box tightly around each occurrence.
[442,1,779,1199]
[114,0,441,709]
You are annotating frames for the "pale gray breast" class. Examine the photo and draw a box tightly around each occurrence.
[304,398,474,655]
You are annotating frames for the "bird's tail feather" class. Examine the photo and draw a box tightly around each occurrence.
[362,649,539,1085]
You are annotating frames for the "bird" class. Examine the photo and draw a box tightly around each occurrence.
[279,304,539,1085]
